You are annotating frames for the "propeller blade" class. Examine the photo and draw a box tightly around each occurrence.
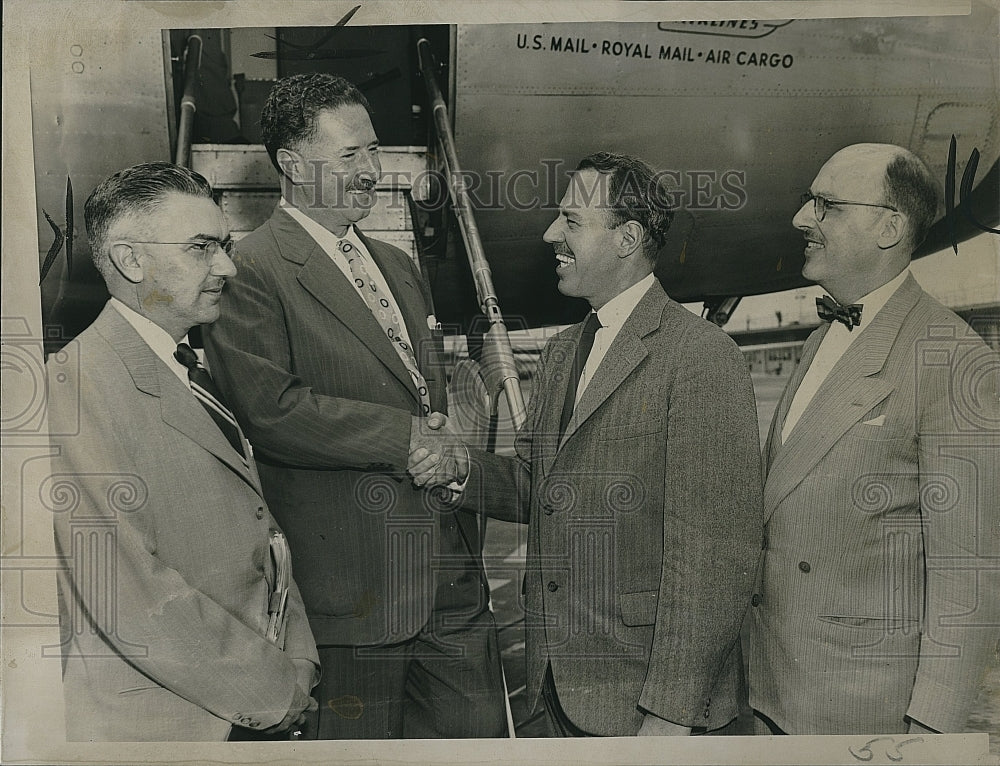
[65,176,74,278]
[39,209,64,285]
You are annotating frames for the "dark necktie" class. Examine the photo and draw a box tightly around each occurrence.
[559,311,602,438]
[174,343,249,469]
[816,295,863,331]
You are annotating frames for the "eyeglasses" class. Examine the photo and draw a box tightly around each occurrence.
[128,239,235,257]
[799,193,898,222]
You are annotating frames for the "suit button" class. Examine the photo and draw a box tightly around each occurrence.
[751,594,761,607]
[798,561,811,573]
[256,506,264,520]
[547,581,559,592]
[542,503,554,515]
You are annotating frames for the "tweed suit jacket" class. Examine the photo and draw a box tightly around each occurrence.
[47,304,319,741]
[462,280,764,734]
[202,206,484,647]
[749,274,1000,734]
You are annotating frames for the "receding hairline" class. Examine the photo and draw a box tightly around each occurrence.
[102,191,221,242]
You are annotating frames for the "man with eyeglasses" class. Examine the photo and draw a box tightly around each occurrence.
[45,162,319,740]
[749,143,999,735]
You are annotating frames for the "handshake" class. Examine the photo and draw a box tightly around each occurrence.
[407,412,470,489]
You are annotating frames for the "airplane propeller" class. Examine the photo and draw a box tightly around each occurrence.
[250,5,383,60]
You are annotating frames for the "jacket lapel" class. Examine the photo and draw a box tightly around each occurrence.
[269,209,417,401]
[555,282,664,453]
[763,323,828,473]
[763,277,921,518]
[94,305,261,492]
[537,330,580,476]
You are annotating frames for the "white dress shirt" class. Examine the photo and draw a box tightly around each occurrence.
[576,273,657,404]
[781,269,910,442]
[281,201,417,352]
[109,298,189,386]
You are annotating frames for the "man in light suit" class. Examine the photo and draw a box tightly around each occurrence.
[202,73,505,739]
[749,143,1000,734]
[46,162,319,741]
[411,152,764,736]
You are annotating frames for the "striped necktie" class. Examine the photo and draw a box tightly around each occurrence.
[174,343,250,469]
[340,239,431,415]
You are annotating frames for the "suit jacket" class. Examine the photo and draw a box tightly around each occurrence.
[47,304,319,741]
[750,274,1000,733]
[202,206,484,646]
[461,280,764,734]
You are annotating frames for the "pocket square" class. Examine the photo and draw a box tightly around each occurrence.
[862,415,886,426]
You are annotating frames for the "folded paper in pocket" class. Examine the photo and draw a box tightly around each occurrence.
[862,415,886,426]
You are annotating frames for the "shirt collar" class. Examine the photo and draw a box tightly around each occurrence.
[853,269,909,327]
[108,298,189,384]
[280,198,363,253]
[594,273,656,332]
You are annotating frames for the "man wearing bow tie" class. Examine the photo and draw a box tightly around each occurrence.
[202,73,505,739]
[46,162,319,740]
[749,143,1000,734]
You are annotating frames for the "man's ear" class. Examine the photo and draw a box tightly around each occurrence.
[618,220,645,258]
[108,243,143,284]
[877,211,906,250]
[276,148,305,184]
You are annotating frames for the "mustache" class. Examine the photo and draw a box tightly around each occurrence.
[348,177,377,192]
[553,244,574,256]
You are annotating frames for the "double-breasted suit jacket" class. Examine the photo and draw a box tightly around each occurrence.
[203,207,484,647]
[461,280,764,735]
[749,274,1000,733]
[47,304,318,741]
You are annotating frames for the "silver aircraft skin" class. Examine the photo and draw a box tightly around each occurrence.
[30,6,1000,332]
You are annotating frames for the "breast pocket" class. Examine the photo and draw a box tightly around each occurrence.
[619,589,659,627]
[597,417,664,442]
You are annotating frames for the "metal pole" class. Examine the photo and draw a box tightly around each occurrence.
[174,35,203,167]
[416,38,526,430]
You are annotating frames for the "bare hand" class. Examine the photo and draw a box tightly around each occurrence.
[408,412,469,487]
[637,713,692,736]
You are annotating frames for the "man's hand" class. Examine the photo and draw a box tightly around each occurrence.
[637,713,692,736]
[261,684,316,734]
[292,658,318,694]
[408,412,469,487]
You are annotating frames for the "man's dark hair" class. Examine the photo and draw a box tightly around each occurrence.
[84,162,213,274]
[575,151,674,262]
[260,73,373,173]
[883,151,939,251]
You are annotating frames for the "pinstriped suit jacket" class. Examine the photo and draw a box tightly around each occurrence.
[203,206,484,646]
[462,280,764,734]
[749,274,1000,733]
[47,304,318,740]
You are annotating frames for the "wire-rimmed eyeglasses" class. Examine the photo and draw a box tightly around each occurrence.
[799,193,898,222]
[128,239,235,257]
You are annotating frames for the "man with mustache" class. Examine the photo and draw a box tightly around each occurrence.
[47,162,319,740]
[411,152,763,736]
[203,74,505,739]
[749,143,1000,734]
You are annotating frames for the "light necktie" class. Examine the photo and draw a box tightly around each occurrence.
[559,311,602,438]
[174,343,249,469]
[816,295,863,331]
[340,239,431,415]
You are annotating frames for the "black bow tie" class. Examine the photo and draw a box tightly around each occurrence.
[816,295,863,331]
